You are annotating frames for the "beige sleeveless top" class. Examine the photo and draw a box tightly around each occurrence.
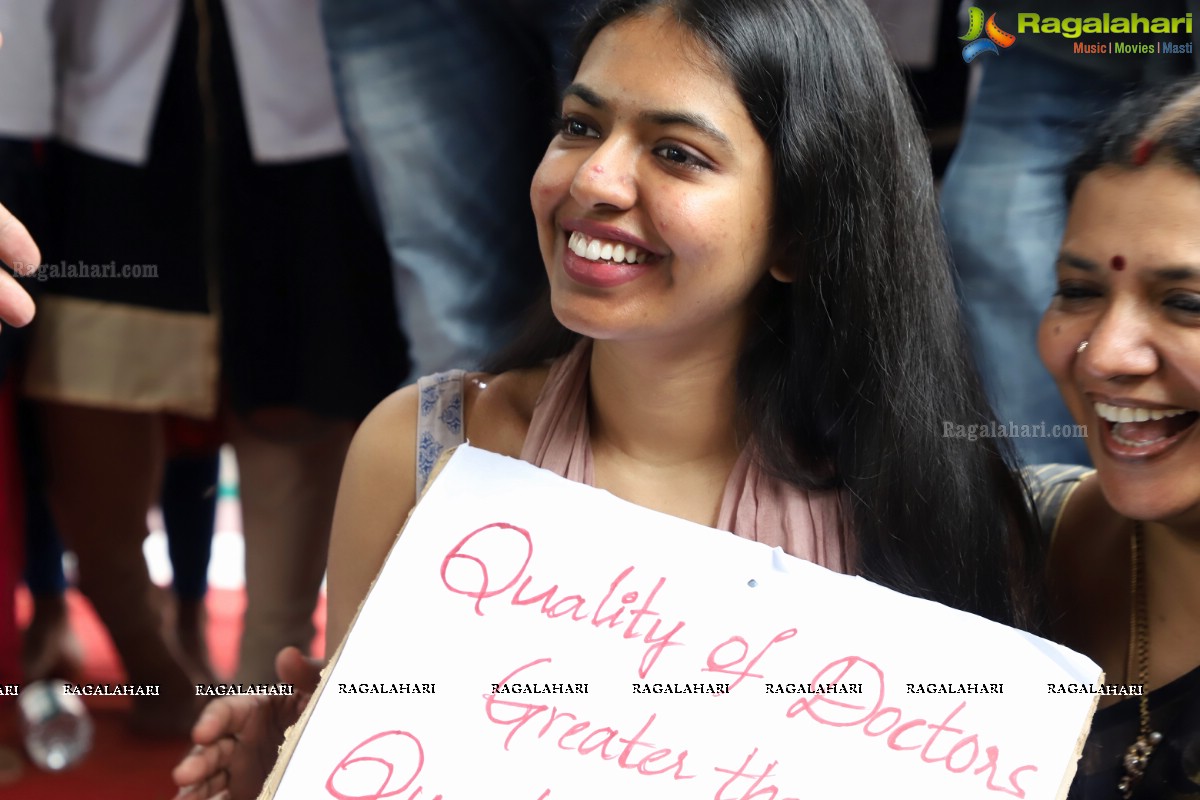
[416,340,847,572]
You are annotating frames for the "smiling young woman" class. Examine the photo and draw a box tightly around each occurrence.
[1037,78,1200,799]
[173,1,1042,796]
[531,14,778,349]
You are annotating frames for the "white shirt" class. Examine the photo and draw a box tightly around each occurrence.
[53,0,347,165]
[0,0,55,138]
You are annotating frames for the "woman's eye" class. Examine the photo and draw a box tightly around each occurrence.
[653,144,711,171]
[1053,283,1101,302]
[557,115,599,139]
[1165,292,1200,315]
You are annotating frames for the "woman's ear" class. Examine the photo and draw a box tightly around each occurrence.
[769,263,795,283]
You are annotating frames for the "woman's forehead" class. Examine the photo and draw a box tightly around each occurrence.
[570,12,750,129]
[576,11,727,94]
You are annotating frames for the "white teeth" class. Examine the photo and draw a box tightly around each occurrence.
[1112,430,1169,448]
[566,232,647,265]
[568,231,587,256]
[1094,401,1191,423]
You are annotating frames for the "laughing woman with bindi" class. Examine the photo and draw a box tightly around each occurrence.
[1035,77,1200,799]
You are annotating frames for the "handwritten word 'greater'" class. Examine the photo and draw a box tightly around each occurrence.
[485,657,696,782]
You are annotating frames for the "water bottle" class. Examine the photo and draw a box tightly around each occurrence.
[18,679,94,771]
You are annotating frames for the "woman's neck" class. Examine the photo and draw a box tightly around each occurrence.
[1142,519,1200,688]
[587,337,742,467]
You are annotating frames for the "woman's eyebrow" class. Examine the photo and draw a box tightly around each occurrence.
[1150,266,1200,281]
[562,82,734,153]
[1055,252,1097,272]
[563,82,606,108]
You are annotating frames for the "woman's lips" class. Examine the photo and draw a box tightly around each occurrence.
[561,239,654,289]
[1095,409,1199,461]
[564,219,659,255]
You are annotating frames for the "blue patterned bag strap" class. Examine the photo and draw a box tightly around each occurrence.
[1022,463,1095,542]
[414,370,467,497]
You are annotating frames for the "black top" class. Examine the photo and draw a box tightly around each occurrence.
[1068,665,1200,799]
[1027,465,1200,799]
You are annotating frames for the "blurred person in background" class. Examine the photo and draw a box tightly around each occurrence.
[319,0,601,376]
[0,1,224,690]
[20,0,407,734]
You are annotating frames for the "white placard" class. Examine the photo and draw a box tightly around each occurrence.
[266,445,1100,800]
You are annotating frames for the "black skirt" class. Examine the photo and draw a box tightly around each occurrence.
[27,0,407,421]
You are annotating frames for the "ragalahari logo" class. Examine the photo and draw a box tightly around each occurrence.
[959,7,1016,62]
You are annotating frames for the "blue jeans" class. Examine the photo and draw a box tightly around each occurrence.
[940,51,1131,465]
[320,0,597,377]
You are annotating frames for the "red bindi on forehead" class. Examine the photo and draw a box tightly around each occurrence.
[1110,255,1126,271]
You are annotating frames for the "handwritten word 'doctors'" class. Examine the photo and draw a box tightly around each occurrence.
[787,657,1037,797]
[439,522,686,678]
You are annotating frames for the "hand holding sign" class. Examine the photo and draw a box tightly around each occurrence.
[173,648,321,800]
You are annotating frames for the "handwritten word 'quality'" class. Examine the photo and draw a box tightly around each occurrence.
[440,522,686,678]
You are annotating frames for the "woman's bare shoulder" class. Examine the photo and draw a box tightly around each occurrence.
[340,362,550,485]
[1051,472,1121,550]
[326,365,551,647]
[1045,472,1128,656]
[461,365,551,458]
[326,383,424,649]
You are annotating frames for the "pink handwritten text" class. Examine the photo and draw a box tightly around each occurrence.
[786,656,1037,797]
[485,656,697,782]
[440,522,686,678]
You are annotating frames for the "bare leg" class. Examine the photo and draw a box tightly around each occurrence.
[38,402,198,733]
[22,593,83,681]
[230,409,354,683]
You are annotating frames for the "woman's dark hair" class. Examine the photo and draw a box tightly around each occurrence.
[1068,74,1200,198]
[491,0,1041,628]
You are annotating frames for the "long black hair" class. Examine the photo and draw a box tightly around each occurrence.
[492,0,1041,629]
[1068,74,1200,197]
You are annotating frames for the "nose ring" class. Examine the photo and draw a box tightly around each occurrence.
[1076,340,1089,354]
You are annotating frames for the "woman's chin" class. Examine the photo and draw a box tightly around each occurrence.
[1093,471,1200,528]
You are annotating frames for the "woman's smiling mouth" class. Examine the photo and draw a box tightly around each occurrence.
[568,231,649,264]
[560,228,661,289]
[1093,400,1199,458]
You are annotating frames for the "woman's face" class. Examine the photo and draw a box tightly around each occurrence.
[1039,163,1200,525]
[530,8,780,350]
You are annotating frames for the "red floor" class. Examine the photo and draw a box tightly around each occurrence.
[1,586,325,799]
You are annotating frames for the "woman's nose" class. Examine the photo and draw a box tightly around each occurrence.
[570,139,637,211]
[1079,303,1160,381]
